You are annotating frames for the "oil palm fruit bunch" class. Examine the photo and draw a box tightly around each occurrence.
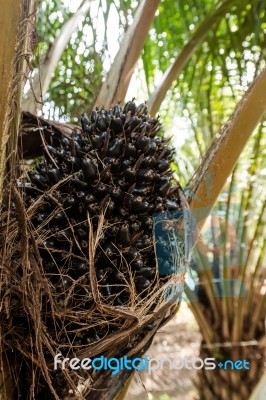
[15,99,182,343]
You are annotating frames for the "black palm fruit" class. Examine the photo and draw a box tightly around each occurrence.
[16,100,182,340]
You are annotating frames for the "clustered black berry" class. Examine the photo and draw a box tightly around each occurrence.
[15,99,181,340]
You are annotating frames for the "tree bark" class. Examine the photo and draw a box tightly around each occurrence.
[0,0,23,200]
[0,1,35,398]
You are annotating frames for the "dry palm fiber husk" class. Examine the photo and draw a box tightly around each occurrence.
[0,100,191,399]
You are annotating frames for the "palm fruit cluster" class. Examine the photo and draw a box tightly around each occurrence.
[17,99,181,338]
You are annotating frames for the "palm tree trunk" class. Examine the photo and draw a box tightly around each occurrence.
[0,1,35,397]
[0,0,22,199]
